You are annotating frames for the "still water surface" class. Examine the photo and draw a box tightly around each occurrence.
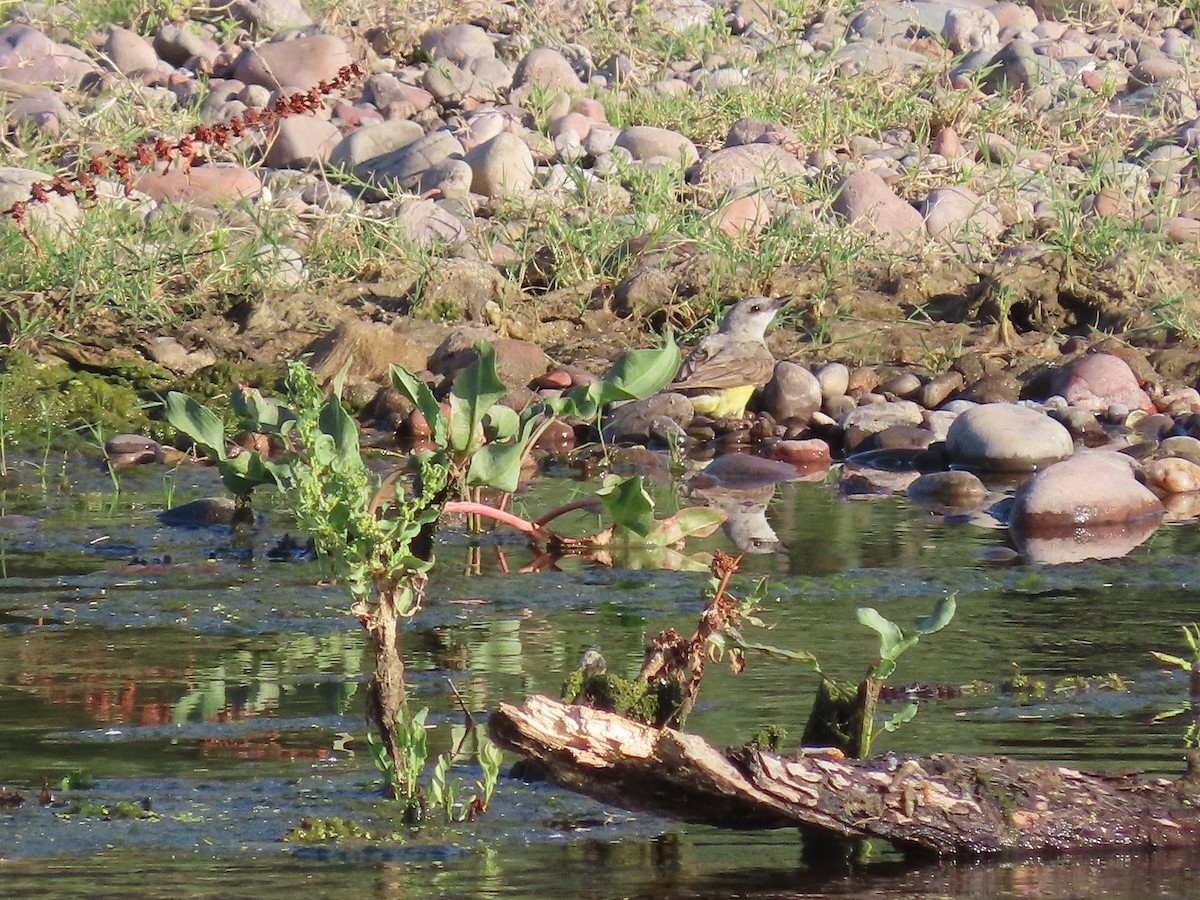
[1,456,1199,896]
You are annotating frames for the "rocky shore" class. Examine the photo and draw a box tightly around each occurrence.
[4,0,1200,562]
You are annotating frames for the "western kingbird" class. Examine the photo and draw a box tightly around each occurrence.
[670,296,783,418]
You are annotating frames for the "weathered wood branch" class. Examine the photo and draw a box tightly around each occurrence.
[489,695,1200,857]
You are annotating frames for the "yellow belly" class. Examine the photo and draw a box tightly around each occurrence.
[688,384,756,418]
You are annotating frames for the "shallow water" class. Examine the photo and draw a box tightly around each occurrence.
[2,453,1199,896]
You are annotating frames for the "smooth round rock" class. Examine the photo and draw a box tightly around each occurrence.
[421,24,495,65]
[816,362,850,401]
[233,34,352,91]
[464,132,535,199]
[614,125,698,166]
[1144,457,1200,494]
[1011,451,1163,530]
[1050,353,1154,415]
[907,470,988,511]
[945,403,1073,471]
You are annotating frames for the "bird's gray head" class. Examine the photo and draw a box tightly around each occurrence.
[717,296,784,340]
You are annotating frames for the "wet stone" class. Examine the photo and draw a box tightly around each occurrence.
[158,497,238,528]
[1011,451,1163,529]
[907,470,988,512]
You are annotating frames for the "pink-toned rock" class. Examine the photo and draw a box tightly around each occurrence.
[921,185,1005,247]
[263,116,341,168]
[0,23,96,85]
[931,126,966,159]
[767,438,832,472]
[762,361,823,424]
[233,34,352,91]
[513,47,583,93]
[331,101,384,129]
[693,143,806,197]
[5,90,70,136]
[135,162,261,205]
[571,97,608,124]
[614,125,698,166]
[1165,215,1200,243]
[420,24,495,65]
[1144,457,1200,494]
[1012,451,1163,530]
[710,193,770,238]
[104,26,161,75]
[832,169,925,247]
[907,470,988,511]
[1159,388,1200,415]
[1050,353,1154,414]
[549,112,592,140]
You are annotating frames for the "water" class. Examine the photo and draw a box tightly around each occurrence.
[1,454,1198,896]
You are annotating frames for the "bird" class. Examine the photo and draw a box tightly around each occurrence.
[669,296,784,418]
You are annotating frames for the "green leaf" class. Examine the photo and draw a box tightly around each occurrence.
[857,607,910,662]
[881,703,918,733]
[723,625,821,669]
[484,405,520,441]
[1151,651,1190,670]
[467,416,540,493]
[467,441,525,493]
[449,343,507,454]
[599,335,681,401]
[913,596,956,635]
[164,392,227,460]
[319,395,361,462]
[230,386,294,431]
[597,475,655,538]
[390,365,448,447]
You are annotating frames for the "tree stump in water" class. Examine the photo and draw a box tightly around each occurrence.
[489,694,1200,856]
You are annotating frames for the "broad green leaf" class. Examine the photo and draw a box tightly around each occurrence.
[913,596,956,635]
[597,475,655,537]
[319,395,361,462]
[484,404,520,441]
[599,335,680,400]
[231,386,294,430]
[857,607,908,662]
[389,364,448,447]
[881,703,918,732]
[467,441,525,493]
[467,416,540,493]
[723,625,821,669]
[164,392,227,460]
[449,343,506,454]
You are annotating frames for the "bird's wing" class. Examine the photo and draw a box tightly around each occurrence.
[670,341,776,391]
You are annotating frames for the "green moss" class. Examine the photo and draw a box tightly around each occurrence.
[174,360,285,403]
[283,815,373,842]
[0,349,152,439]
[561,672,684,727]
[746,724,788,752]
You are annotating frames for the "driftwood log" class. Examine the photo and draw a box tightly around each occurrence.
[489,694,1200,857]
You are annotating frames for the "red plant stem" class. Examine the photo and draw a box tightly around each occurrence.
[443,500,552,544]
